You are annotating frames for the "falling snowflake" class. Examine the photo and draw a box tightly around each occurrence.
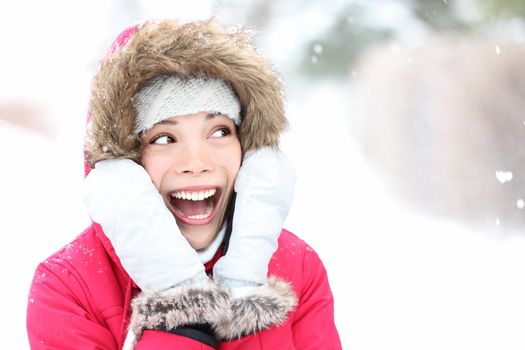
[495,170,513,184]
[313,43,323,55]
[517,199,525,209]
[495,46,501,55]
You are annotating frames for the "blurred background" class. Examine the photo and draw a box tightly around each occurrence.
[2,0,525,348]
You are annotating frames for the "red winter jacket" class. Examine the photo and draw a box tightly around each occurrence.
[27,224,341,349]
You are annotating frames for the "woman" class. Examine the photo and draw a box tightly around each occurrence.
[27,19,341,349]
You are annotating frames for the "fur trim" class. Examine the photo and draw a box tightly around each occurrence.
[86,19,287,167]
[214,275,298,340]
[126,278,231,347]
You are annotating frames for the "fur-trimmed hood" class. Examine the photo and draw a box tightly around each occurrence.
[85,19,287,167]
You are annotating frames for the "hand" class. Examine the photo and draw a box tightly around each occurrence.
[83,159,206,291]
[213,147,296,291]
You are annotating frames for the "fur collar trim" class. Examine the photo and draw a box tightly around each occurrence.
[124,275,297,349]
[215,275,298,340]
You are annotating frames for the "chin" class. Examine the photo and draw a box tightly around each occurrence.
[181,227,216,250]
[186,239,208,250]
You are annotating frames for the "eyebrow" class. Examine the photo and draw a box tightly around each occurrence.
[156,119,178,126]
[154,113,223,126]
[206,112,223,120]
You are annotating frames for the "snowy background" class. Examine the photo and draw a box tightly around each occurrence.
[2,0,525,349]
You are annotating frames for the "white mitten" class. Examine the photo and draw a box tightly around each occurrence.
[213,147,296,295]
[83,159,206,292]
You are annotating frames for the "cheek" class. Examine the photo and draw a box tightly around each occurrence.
[228,151,242,179]
[141,152,169,189]
[214,143,242,180]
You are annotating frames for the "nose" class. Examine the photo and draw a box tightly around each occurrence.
[174,144,214,175]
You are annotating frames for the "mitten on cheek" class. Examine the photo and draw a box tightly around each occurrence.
[212,147,298,338]
[83,159,206,291]
[214,147,296,287]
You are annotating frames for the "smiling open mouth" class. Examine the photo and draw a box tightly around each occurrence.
[169,187,221,223]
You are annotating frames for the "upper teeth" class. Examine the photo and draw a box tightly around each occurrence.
[171,188,216,201]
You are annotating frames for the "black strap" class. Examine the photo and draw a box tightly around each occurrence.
[222,191,236,256]
[162,324,218,349]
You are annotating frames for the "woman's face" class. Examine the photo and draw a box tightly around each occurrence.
[141,112,242,250]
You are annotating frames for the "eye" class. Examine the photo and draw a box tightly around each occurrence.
[150,135,175,145]
[210,127,232,138]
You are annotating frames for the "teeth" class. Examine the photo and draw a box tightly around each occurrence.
[171,188,216,201]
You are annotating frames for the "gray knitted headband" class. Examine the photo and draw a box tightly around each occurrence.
[133,76,241,133]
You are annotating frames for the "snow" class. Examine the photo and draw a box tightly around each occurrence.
[281,81,525,350]
[495,170,513,184]
[313,43,324,55]
[2,1,525,349]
